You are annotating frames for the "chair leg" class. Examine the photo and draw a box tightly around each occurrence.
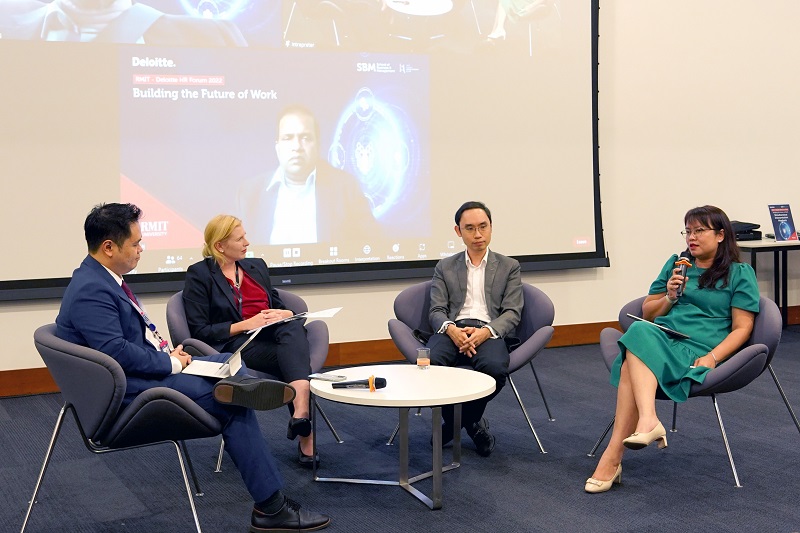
[528,21,533,57]
[214,438,225,473]
[711,395,742,488]
[21,404,68,533]
[386,407,422,445]
[768,364,800,435]
[172,441,204,532]
[529,361,555,421]
[508,375,547,453]
[315,398,344,444]
[331,20,340,47]
[587,416,615,457]
[469,0,482,35]
[180,441,203,496]
[671,402,679,432]
[283,1,297,40]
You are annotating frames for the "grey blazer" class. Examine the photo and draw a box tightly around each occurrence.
[429,250,523,338]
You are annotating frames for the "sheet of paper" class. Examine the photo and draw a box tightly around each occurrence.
[247,307,342,333]
[304,307,342,318]
[182,360,232,378]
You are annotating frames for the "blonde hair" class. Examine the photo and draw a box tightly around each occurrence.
[202,214,242,265]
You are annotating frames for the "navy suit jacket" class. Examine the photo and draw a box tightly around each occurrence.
[183,258,287,353]
[429,250,523,338]
[56,255,174,397]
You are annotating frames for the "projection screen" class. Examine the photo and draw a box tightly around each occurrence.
[0,0,606,300]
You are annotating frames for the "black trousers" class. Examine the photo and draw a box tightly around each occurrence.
[427,331,509,428]
[224,319,312,383]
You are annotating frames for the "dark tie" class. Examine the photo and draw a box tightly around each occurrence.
[121,280,139,305]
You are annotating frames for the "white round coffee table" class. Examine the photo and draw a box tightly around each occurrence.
[310,364,495,510]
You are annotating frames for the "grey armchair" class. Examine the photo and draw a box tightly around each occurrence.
[387,281,556,453]
[587,296,790,487]
[23,324,221,533]
[166,289,342,472]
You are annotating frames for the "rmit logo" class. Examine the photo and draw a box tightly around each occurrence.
[356,62,378,72]
[141,221,168,235]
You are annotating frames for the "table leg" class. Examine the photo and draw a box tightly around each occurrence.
[313,403,462,510]
[773,250,780,315]
[399,407,409,486]
[311,392,318,479]
[453,404,462,465]
[781,249,789,327]
[431,407,442,509]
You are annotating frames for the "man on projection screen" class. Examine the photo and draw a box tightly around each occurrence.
[237,104,377,246]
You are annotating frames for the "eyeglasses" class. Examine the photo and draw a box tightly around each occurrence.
[681,227,714,238]
[461,223,491,235]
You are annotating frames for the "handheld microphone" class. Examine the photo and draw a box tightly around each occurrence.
[332,376,387,390]
[675,251,692,298]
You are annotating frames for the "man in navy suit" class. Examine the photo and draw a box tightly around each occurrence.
[426,201,523,457]
[56,203,330,532]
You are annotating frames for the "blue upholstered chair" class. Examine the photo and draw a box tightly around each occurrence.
[23,324,221,532]
[587,296,792,487]
[166,289,342,472]
[387,280,556,452]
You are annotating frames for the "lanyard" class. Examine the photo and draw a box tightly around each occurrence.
[229,262,243,316]
[125,296,172,353]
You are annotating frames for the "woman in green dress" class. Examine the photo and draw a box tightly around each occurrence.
[585,205,760,493]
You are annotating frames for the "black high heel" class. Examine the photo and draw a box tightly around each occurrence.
[287,417,311,440]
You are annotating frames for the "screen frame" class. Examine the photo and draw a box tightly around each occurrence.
[0,0,606,302]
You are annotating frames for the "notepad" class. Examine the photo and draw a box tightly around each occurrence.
[244,307,343,334]
[626,314,690,340]
[181,326,261,379]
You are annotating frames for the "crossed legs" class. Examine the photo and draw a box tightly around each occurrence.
[590,351,660,482]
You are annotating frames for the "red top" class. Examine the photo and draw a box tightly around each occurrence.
[226,269,270,319]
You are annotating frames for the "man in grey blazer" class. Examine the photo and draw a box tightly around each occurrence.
[427,201,523,456]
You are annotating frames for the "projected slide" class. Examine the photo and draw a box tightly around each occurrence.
[119,46,429,271]
[0,0,603,292]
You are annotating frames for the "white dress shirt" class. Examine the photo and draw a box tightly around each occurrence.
[438,250,498,338]
[268,168,318,245]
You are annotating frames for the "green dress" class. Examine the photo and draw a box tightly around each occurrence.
[610,255,760,402]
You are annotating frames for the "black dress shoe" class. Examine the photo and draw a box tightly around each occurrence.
[287,417,312,440]
[213,376,295,411]
[466,417,495,457]
[297,443,320,469]
[250,498,330,532]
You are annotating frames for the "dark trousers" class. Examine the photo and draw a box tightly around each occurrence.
[230,320,312,383]
[427,333,509,428]
[131,353,283,503]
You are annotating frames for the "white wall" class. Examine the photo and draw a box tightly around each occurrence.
[3,0,800,372]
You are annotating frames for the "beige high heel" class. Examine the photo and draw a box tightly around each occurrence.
[584,464,622,493]
[622,422,668,450]
[486,29,506,42]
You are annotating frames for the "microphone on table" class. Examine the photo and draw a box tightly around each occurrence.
[675,251,692,298]
[332,376,387,390]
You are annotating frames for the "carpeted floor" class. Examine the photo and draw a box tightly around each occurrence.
[3,326,800,532]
